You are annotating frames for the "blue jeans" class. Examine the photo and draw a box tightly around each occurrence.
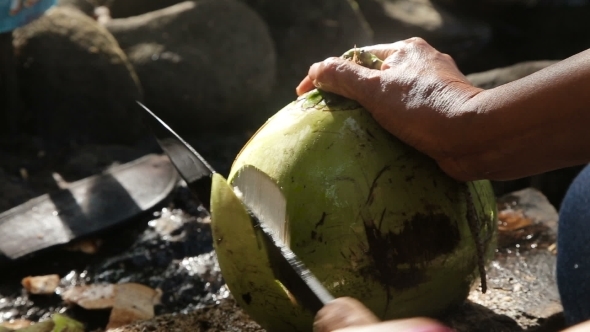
[557,164,590,325]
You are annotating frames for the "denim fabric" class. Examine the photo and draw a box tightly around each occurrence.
[0,0,56,33]
[557,164,590,326]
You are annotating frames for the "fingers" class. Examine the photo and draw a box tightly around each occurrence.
[331,319,454,332]
[296,37,443,102]
[356,43,400,63]
[313,297,452,332]
[313,297,379,332]
[561,320,590,332]
[296,75,316,96]
[307,57,381,105]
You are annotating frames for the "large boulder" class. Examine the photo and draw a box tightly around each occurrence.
[57,0,96,16]
[13,7,144,147]
[97,0,184,18]
[427,1,590,73]
[240,0,374,115]
[431,0,589,13]
[103,0,277,133]
[355,0,491,63]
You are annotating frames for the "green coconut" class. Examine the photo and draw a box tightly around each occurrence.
[210,50,497,332]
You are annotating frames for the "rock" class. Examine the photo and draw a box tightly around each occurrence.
[467,60,558,89]
[103,0,276,133]
[496,4,590,65]
[355,0,491,62]
[241,0,373,116]
[13,7,144,147]
[431,0,589,13]
[446,2,590,73]
[99,0,184,18]
[57,0,96,16]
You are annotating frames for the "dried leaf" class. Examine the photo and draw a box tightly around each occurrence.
[61,283,160,330]
[1,319,32,329]
[106,283,161,330]
[61,284,116,309]
[21,275,60,295]
[65,239,103,254]
[498,208,533,232]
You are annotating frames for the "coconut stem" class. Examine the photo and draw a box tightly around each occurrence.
[311,48,383,107]
[341,48,383,70]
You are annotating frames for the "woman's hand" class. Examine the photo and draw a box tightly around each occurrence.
[314,297,590,332]
[313,297,452,332]
[296,38,484,181]
[297,38,590,181]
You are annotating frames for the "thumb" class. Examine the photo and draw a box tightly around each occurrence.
[308,57,381,105]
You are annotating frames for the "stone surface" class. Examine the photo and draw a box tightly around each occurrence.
[431,0,590,13]
[57,0,96,16]
[97,0,184,18]
[103,0,276,133]
[12,7,144,148]
[356,0,492,62]
[450,1,590,74]
[242,0,373,117]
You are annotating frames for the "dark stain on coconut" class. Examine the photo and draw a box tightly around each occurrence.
[310,213,327,241]
[362,210,461,290]
[366,166,391,206]
[315,212,327,229]
[242,293,252,304]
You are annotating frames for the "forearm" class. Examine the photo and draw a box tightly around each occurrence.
[444,49,590,181]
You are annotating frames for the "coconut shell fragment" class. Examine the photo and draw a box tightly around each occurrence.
[61,283,161,329]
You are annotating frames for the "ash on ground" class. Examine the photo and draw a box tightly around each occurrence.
[0,185,230,330]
